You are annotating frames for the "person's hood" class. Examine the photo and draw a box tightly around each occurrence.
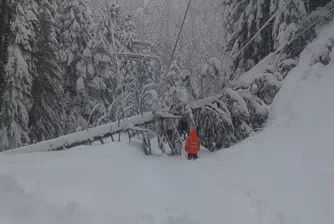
[189,130,197,138]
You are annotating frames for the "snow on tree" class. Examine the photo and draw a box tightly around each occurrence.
[180,69,199,101]
[162,90,185,156]
[160,60,182,107]
[91,15,117,106]
[0,0,296,153]
[271,0,311,57]
[237,89,269,130]
[252,73,283,105]
[221,0,274,77]
[223,88,249,120]
[202,57,221,79]
[0,0,12,111]
[153,60,185,155]
[139,83,158,114]
[57,0,94,93]
[307,1,334,31]
[122,60,141,117]
[201,57,222,97]
[0,0,38,150]
[221,88,253,141]
[92,2,125,97]
[186,95,234,151]
[28,0,66,143]
[219,0,313,78]
[177,81,271,151]
[89,1,161,129]
[278,58,298,78]
[121,14,137,50]
[121,57,160,123]
[57,0,96,132]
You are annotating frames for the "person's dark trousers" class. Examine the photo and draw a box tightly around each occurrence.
[188,154,198,160]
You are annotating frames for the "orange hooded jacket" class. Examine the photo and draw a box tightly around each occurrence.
[185,130,200,154]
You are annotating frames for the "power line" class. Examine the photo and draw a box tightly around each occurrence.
[154,0,192,113]
[232,0,293,60]
[280,5,334,53]
[204,0,293,93]
[204,0,334,94]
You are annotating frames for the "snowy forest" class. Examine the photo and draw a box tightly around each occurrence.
[0,0,332,153]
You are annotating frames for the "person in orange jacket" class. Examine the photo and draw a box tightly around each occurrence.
[185,130,200,160]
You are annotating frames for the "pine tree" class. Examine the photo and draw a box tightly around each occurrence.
[95,2,160,121]
[121,13,158,117]
[121,14,137,50]
[220,0,310,77]
[58,0,93,95]
[0,0,38,150]
[180,69,199,101]
[0,0,12,111]
[272,0,308,51]
[201,57,222,97]
[161,60,182,108]
[28,0,65,143]
[221,0,273,77]
[91,6,118,103]
[88,2,128,126]
[121,59,159,117]
[57,0,95,132]
[123,60,141,116]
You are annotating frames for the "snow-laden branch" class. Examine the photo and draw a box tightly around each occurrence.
[233,0,293,60]
[264,5,334,63]
[283,6,334,51]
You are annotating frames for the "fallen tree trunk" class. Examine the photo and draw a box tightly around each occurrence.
[3,109,181,155]
[3,112,156,155]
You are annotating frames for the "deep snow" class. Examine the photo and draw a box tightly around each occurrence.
[0,143,271,224]
[1,15,334,224]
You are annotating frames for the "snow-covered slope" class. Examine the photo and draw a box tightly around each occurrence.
[213,20,334,224]
[1,17,334,224]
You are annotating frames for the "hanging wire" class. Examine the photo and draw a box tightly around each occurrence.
[154,0,193,113]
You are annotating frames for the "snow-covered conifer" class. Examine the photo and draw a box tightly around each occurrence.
[121,14,137,50]
[272,0,309,57]
[0,0,38,150]
[57,0,95,132]
[0,0,12,111]
[221,0,273,76]
[29,0,66,142]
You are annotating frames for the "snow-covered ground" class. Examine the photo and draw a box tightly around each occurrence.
[0,143,269,224]
[1,17,334,224]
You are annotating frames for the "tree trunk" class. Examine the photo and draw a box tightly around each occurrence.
[127,130,131,142]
